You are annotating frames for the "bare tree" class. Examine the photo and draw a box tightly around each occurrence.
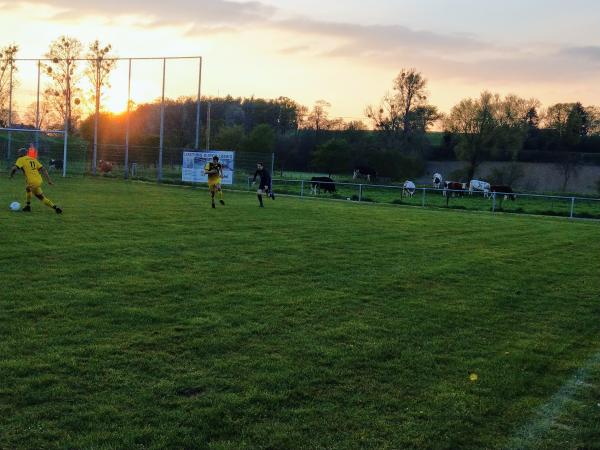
[43,36,83,132]
[305,100,332,132]
[0,44,18,127]
[23,98,54,130]
[86,40,116,173]
[445,92,538,181]
[366,68,439,144]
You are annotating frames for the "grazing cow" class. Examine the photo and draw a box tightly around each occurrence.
[491,185,516,201]
[99,160,113,174]
[310,176,336,195]
[469,179,491,197]
[443,181,466,197]
[49,159,63,171]
[403,180,416,198]
[353,166,377,183]
[433,173,443,189]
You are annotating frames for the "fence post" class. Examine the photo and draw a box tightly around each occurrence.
[247,176,251,191]
[359,184,363,202]
[301,180,304,197]
[421,189,426,208]
[570,197,575,219]
[492,193,496,214]
[270,152,275,177]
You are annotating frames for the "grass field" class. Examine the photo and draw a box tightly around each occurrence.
[1,177,600,449]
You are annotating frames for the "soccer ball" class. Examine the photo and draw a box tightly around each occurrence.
[9,201,21,211]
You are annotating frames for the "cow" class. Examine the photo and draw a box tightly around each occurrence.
[353,166,377,183]
[469,179,491,197]
[491,185,516,201]
[49,159,63,171]
[310,176,336,195]
[99,160,113,174]
[433,173,443,189]
[403,180,416,198]
[443,181,466,197]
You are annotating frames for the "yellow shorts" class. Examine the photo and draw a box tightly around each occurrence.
[208,178,222,188]
[26,184,43,196]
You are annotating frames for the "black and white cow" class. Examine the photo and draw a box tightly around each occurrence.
[353,166,377,183]
[469,179,491,197]
[49,159,63,171]
[403,180,416,198]
[310,176,336,195]
[433,173,443,189]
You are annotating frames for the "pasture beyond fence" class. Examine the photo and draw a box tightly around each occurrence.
[252,178,600,221]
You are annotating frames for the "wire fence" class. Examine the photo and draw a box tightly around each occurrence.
[252,178,600,221]
[3,129,599,221]
[0,131,272,185]
[76,144,272,187]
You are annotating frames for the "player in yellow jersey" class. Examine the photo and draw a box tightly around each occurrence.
[204,155,225,209]
[9,148,63,214]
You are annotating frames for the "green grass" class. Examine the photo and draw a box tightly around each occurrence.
[271,181,600,220]
[1,177,600,449]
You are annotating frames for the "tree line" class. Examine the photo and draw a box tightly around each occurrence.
[2,38,600,186]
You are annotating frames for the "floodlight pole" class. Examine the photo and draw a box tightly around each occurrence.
[63,59,70,178]
[93,58,100,176]
[195,57,202,149]
[158,58,166,182]
[125,58,131,179]
[206,101,211,151]
[7,62,13,162]
[35,60,41,150]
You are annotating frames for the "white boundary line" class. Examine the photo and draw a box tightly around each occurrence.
[506,349,600,449]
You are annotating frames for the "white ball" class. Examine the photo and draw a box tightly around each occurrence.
[9,201,21,211]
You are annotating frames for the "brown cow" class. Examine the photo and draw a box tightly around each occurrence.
[99,160,113,174]
[443,181,466,197]
[491,185,516,201]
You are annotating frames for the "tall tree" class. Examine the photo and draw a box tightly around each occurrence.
[312,138,350,176]
[86,40,116,173]
[0,44,18,127]
[445,92,498,181]
[273,96,301,134]
[44,36,83,132]
[544,103,574,140]
[445,92,537,180]
[244,124,275,153]
[305,100,332,133]
[214,125,245,151]
[544,102,589,150]
[586,106,600,135]
[366,68,439,146]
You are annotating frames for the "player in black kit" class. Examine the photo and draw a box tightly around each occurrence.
[252,162,275,207]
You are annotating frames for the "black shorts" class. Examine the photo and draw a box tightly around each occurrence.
[259,182,271,191]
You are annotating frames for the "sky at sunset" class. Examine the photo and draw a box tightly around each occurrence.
[1,0,600,121]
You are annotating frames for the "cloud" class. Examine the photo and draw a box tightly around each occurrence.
[272,18,600,85]
[277,18,492,56]
[278,45,312,55]
[11,0,600,87]
[22,0,276,28]
[560,46,600,62]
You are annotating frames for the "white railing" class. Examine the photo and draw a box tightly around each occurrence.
[247,177,600,221]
